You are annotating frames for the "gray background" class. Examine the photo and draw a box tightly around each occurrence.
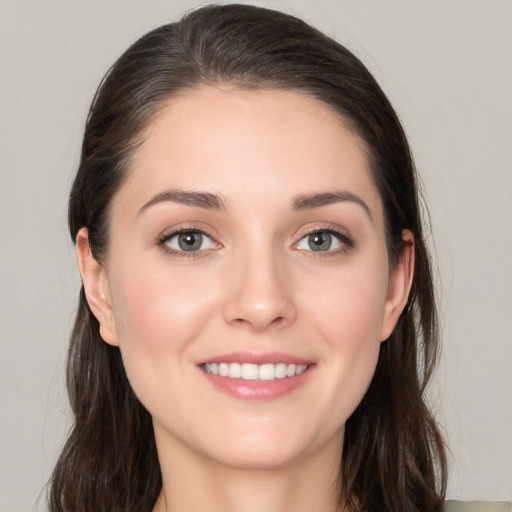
[1,1,511,510]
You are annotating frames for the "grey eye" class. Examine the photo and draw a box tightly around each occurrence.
[163,231,216,252]
[307,232,332,251]
[178,232,203,251]
[295,230,346,252]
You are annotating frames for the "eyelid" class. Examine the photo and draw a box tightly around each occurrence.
[293,225,354,253]
[156,223,353,258]
[157,225,221,257]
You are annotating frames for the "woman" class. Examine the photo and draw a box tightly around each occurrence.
[48,4,447,511]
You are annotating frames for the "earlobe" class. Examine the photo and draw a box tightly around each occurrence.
[380,230,415,342]
[76,227,119,346]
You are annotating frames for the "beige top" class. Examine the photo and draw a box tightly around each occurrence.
[444,502,512,512]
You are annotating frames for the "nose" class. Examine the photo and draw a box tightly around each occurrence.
[222,248,297,332]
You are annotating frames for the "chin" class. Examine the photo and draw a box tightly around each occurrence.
[207,442,310,471]
[196,419,342,471]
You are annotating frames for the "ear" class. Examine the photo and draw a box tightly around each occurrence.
[76,227,119,346]
[379,229,415,342]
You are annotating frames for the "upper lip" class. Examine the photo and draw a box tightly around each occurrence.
[196,351,315,366]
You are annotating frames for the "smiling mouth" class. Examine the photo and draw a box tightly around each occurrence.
[202,362,309,381]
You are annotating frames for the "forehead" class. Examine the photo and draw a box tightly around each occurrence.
[115,86,382,220]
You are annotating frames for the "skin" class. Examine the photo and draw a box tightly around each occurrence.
[77,87,414,512]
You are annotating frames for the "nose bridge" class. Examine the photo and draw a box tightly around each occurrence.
[223,236,295,330]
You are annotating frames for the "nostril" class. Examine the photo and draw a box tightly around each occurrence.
[230,315,286,329]
[270,316,286,326]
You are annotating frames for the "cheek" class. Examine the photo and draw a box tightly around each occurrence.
[111,264,216,349]
[307,262,388,343]
[107,264,221,402]
[301,265,388,415]
[105,262,230,442]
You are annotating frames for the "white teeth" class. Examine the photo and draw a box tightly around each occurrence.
[258,363,275,381]
[296,364,308,375]
[241,363,259,380]
[204,362,309,380]
[219,363,229,377]
[228,362,241,378]
[275,363,287,378]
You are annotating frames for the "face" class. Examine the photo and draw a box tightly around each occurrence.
[79,87,412,471]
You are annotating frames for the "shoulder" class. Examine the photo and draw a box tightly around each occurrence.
[444,501,512,512]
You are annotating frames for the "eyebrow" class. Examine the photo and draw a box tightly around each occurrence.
[138,188,371,220]
[138,189,227,214]
[291,191,372,220]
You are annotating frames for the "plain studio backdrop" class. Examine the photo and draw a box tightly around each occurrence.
[0,1,511,510]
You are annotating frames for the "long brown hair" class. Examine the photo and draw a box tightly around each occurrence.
[48,4,446,511]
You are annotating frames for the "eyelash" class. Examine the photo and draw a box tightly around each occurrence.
[157,224,354,258]
[294,225,355,256]
[157,226,217,258]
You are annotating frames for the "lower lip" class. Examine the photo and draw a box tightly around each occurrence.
[200,366,315,401]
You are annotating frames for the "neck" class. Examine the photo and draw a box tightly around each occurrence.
[153,427,344,512]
